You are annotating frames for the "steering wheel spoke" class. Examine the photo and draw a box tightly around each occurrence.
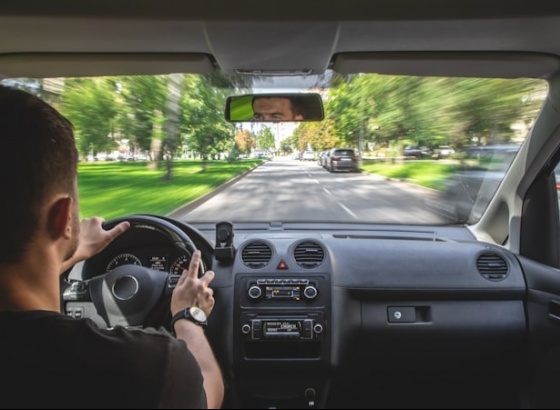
[89,265,168,328]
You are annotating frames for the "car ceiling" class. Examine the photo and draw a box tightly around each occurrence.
[2,1,560,79]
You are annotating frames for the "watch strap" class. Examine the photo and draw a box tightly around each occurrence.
[171,308,207,333]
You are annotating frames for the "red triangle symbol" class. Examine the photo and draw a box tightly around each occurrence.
[277,260,289,270]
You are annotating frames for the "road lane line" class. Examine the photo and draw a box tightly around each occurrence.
[323,188,332,196]
[338,202,359,219]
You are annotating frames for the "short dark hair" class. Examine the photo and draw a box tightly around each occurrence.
[0,86,78,263]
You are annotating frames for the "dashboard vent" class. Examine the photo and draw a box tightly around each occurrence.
[477,253,509,281]
[242,241,272,269]
[294,241,325,269]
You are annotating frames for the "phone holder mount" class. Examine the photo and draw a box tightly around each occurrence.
[215,221,235,264]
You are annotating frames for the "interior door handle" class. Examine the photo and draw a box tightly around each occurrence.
[548,300,560,324]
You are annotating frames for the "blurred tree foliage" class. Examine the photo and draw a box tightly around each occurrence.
[292,74,546,154]
[256,127,276,151]
[235,130,256,154]
[55,73,546,166]
[60,78,119,157]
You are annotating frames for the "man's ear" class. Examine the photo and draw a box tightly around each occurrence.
[46,196,73,240]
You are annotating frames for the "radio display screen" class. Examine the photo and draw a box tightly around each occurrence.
[265,286,301,300]
[264,321,301,333]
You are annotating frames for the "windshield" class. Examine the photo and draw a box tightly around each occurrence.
[2,73,547,225]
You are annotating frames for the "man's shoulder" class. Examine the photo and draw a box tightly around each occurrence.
[0,310,180,352]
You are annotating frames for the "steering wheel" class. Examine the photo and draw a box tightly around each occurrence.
[83,215,205,329]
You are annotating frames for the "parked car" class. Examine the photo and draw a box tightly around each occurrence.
[435,145,456,159]
[318,151,329,167]
[403,145,432,158]
[301,150,316,161]
[326,148,359,172]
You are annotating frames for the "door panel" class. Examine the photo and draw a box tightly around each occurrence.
[518,256,560,409]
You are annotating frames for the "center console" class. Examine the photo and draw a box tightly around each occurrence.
[234,273,331,408]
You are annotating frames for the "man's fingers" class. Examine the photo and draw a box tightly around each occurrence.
[188,250,202,278]
[107,221,130,239]
[200,270,215,287]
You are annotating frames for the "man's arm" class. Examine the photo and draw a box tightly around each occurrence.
[173,320,224,409]
[171,251,224,409]
[60,217,130,273]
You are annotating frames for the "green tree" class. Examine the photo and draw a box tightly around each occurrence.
[445,78,546,146]
[292,120,341,152]
[60,78,118,157]
[162,74,185,179]
[280,137,295,154]
[180,75,234,164]
[117,76,167,155]
[256,127,275,151]
[324,73,546,155]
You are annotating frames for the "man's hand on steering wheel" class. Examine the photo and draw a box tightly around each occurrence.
[60,217,130,274]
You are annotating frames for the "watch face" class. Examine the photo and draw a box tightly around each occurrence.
[190,307,207,322]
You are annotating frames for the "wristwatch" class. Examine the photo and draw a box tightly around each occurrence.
[171,307,208,332]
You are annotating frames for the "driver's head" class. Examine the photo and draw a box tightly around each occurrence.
[252,96,304,121]
[0,86,80,264]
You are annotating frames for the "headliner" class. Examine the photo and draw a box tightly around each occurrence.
[2,0,560,79]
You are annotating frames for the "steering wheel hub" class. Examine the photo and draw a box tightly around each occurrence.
[112,275,139,301]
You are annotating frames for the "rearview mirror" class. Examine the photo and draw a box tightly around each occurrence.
[225,93,324,122]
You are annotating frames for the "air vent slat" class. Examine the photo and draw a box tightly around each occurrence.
[242,241,272,269]
[294,241,325,269]
[477,253,509,281]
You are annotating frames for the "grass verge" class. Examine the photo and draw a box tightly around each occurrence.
[78,159,263,219]
[361,160,464,191]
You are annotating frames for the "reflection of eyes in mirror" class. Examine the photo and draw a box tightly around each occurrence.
[252,97,304,121]
[225,93,324,122]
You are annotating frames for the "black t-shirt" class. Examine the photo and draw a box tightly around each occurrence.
[0,310,207,409]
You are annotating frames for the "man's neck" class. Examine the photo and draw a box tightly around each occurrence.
[0,246,62,312]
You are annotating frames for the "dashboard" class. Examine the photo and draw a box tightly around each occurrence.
[79,217,213,280]
[65,217,528,409]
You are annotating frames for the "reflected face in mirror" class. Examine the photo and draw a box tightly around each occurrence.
[252,97,304,121]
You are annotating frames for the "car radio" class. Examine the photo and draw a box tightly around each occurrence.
[246,279,319,302]
[241,314,325,341]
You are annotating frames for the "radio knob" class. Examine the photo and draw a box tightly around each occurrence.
[303,286,318,300]
[241,324,251,335]
[248,285,263,300]
[313,324,324,335]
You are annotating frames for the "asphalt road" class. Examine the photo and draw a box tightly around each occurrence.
[178,157,448,224]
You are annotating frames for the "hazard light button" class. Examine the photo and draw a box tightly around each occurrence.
[277,260,289,270]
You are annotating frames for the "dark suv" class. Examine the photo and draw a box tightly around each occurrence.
[326,148,358,172]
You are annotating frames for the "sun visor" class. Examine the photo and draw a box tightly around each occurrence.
[332,52,560,79]
[0,53,215,79]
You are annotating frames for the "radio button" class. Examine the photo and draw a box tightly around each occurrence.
[303,286,318,300]
[241,324,251,335]
[313,324,324,335]
[248,286,263,300]
[251,320,262,339]
[303,319,314,339]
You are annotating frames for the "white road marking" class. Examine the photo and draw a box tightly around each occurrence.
[338,202,359,219]
[323,188,332,195]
